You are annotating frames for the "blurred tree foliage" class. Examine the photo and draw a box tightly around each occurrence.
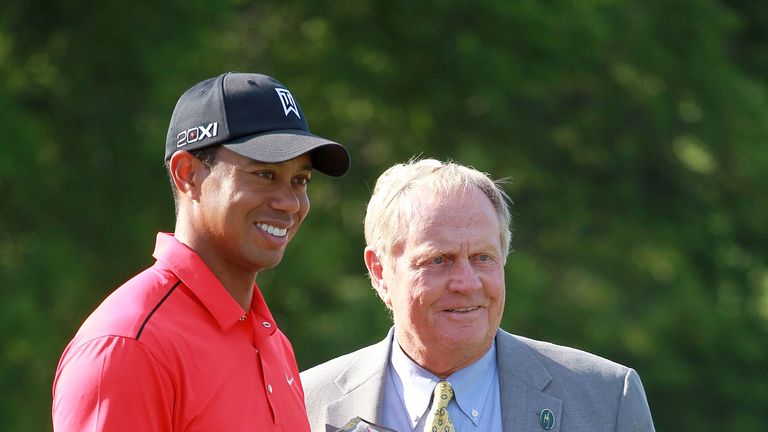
[1,0,766,430]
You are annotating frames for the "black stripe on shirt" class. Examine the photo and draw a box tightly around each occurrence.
[136,279,181,341]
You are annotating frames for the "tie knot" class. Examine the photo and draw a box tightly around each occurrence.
[434,380,454,408]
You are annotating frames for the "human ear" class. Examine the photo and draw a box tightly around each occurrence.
[169,151,207,201]
[364,247,391,307]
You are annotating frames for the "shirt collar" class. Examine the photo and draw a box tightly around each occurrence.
[390,338,440,428]
[389,334,498,428]
[448,341,497,426]
[152,232,275,332]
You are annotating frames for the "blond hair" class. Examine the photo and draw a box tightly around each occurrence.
[364,158,512,261]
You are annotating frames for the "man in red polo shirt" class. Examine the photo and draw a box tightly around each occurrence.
[52,72,350,431]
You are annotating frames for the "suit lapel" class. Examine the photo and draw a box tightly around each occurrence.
[323,328,565,431]
[496,330,563,432]
[324,330,394,430]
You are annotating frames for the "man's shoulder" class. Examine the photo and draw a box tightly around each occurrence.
[74,264,181,343]
[497,329,633,385]
[300,336,391,429]
[300,333,392,397]
[302,340,385,382]
[497,330,655,430]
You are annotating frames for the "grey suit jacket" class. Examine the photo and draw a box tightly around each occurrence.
[301,328,655,432]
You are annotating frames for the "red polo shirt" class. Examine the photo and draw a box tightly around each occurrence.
[53,233,310,431]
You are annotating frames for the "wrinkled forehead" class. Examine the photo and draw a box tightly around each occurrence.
[405,184,491,217]
[395,186,501,248]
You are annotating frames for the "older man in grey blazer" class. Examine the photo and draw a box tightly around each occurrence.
[301,158,655,432]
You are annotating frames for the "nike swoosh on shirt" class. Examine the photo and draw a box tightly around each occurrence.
[286,373,294,386]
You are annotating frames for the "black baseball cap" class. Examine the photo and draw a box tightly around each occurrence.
[165,72,350,176]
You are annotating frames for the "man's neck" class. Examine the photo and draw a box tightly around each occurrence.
[173,226,257,310]
[395,332,494,378]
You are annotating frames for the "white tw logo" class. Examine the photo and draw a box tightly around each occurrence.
[275,88,300,118]
[176,122,219,148]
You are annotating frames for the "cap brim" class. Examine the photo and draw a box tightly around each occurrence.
[222,130,350,177]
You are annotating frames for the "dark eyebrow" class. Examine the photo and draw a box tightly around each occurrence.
[240,161,313,172]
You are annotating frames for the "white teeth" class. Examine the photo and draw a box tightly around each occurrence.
[256,223,287,237]
[449,307,479,313]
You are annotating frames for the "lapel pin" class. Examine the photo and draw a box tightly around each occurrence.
[538,408,555,430]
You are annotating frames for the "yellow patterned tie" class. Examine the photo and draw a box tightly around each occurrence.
[426,380,456,432]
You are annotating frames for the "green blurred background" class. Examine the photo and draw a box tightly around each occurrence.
[2,0,767,430]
